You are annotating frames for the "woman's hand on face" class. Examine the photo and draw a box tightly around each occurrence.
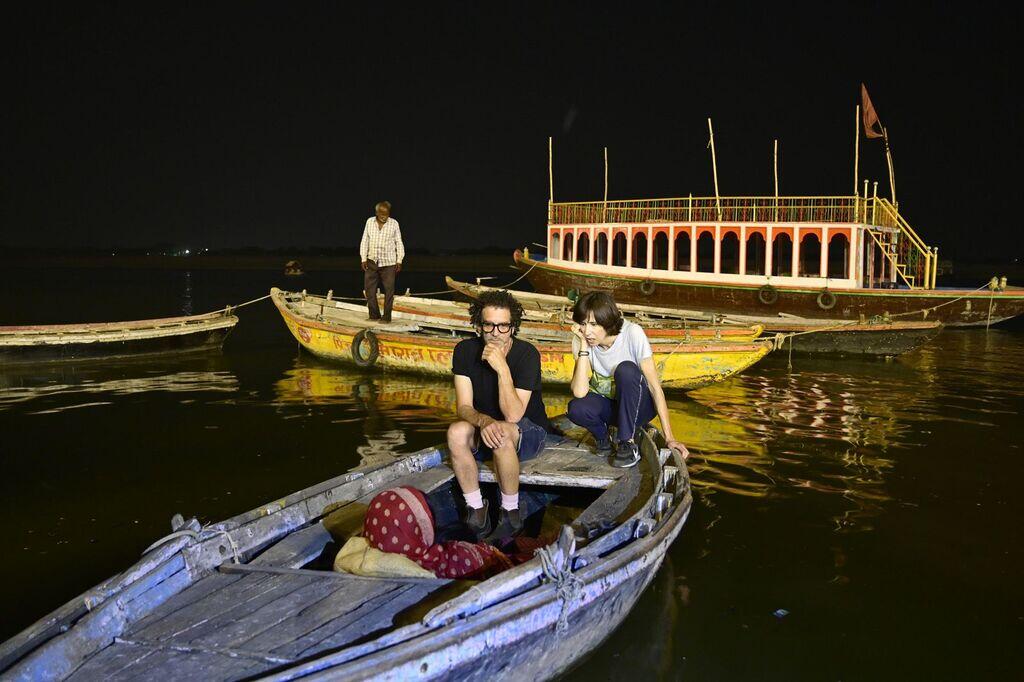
[570,323,587,345]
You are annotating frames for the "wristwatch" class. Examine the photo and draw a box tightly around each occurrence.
[577,351,590,357]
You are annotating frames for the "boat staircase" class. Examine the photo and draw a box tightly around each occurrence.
[862,197,936,290]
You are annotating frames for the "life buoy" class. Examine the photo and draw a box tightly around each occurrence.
[639,279,657,296]
[817,290,837,310]
[351,330,380,367]
[758,284,778,305]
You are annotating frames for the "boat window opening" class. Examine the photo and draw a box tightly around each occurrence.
[632,233,648,268]
[720,232,740,275]
[746,232,766,275]
[828,233,849,279]
[563,233,575,262]
[772,233,793,277]
[577,232,590,263]
[799,233,822,277]
[653,233,669,270]
[612,232,628,267]
[697,232,715,273]
[595,232,609,265]
[674,233,691,271]
[551,233,560,260]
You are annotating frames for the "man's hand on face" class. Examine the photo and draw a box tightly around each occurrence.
[481,341,510,372]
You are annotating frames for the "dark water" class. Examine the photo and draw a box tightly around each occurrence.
[1,268,1022,680]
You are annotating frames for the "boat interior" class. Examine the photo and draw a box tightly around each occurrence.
[17,417,683,680]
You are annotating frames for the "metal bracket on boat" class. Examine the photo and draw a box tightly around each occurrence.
[633,518,655,539]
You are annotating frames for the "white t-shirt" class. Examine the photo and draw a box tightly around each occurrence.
[572,320,653,398]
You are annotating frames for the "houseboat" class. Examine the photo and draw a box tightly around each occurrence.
[517,194,1024,327]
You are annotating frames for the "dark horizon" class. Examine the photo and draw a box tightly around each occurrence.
[2,4,1020,261]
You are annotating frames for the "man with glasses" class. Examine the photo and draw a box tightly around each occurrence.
[448,290,553,541]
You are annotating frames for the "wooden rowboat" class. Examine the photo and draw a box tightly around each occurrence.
[446,277,944,357]
[271,288,771,391]
[0,419,692,680]
[0,309,238,365]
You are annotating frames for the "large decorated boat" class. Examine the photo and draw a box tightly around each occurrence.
[516,194,1023,327]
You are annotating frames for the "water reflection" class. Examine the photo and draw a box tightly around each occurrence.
[0,358,238,413]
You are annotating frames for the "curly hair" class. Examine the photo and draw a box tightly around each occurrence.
[468,290,525,336]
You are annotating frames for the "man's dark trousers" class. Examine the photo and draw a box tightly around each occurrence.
[364,260,397,321]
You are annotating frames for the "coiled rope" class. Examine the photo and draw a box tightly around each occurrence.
[535,544,583,634]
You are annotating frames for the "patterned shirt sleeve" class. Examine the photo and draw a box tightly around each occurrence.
[394,221,405,264]
[359,219,371,261]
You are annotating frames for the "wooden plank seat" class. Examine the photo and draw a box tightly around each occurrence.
[476,433,624,489]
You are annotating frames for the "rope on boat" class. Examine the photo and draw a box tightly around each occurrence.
[535,544,583,634]
[221,293,272,314]
[142,525,242,564]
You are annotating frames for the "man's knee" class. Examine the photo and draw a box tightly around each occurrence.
[568,397,596,423]
[614,361,641,381]
[447,420,475,454]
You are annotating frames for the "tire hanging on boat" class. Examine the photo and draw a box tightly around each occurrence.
[639,279,657,296]
[817,289,837,310]
[757,284,779,305]
[351,330,380,367]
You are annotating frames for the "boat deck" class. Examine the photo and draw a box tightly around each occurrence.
[63,432,620,680]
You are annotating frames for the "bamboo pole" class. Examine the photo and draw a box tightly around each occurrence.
[708,118,722,220]
[548,137,554,223]
[853,104,860,221]
[602,146,608,223]
[883,128,896,207]
[773,139,779,222]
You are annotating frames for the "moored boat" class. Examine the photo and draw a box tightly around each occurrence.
[0,309,239,365]
[271,288,771,390]
[0,419,691,681]
[447,277,944,357]
[518,194,1024,327]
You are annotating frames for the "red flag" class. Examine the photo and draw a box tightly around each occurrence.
[861,83,884,139]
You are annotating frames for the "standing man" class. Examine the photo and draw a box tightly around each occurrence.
[359,201,405,323]
[448,290,553,541]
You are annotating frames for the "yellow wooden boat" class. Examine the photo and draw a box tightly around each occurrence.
[271,288,771,390]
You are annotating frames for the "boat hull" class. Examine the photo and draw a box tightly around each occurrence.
[272,289,771,390]
[0,314,237,365]
[517,252,1024,328]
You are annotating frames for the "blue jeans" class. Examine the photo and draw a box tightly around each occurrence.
[567,361,655,443]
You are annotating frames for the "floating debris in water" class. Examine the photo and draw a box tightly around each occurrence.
[773,609,789,619]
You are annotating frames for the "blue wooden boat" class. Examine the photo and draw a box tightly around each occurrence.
[0,418,691,680]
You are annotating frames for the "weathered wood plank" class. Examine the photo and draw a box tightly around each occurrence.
[84,644,266,682]
[477,447,622,489]
[127,572,245,637]
[249,522,332,568]
[64,642,156,680]
[218,563,450,585]
[6,556,191,681]
[189,578,343,650]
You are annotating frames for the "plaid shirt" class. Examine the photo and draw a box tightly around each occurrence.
[359,217,405,267]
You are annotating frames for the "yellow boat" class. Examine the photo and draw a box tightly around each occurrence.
[271,288,771,390]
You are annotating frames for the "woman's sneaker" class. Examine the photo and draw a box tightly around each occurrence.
[612,440,640,468]
[594,437,613,455]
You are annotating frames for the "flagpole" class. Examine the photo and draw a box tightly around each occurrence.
[548,136,554,222]
[603,146,608,223]
[773,139,779,222]
[883,127,896,207]
[708,118,721,220]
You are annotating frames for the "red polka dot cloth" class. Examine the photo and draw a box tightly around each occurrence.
[363,486,513,579]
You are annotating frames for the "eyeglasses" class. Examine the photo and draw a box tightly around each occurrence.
[480,322,513,334]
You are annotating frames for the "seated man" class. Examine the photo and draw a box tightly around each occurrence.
[448,290,553,540]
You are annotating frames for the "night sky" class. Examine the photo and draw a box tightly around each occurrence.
[2,4,1019,260]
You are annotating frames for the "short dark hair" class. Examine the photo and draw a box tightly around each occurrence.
[572,291,624,335]
[469,290,524,336]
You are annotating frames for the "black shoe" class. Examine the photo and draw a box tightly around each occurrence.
[485,507,523,544]
[594,437,612,455]
[381,316,392,323]
[464,499,492,540]
[612,440,640,468]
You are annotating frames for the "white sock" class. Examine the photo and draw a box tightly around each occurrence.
[500,492,519,511]
[464,489,484,510]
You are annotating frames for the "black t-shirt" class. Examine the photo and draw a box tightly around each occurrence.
[452,336,554,433]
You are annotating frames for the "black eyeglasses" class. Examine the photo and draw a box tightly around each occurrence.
[480,322,513,333]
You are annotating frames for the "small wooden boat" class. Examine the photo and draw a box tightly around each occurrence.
[0,419,692,681]
[446,277,944,357]
[284,260,305,276]
[271,288,771,390]
[0,309,239,365]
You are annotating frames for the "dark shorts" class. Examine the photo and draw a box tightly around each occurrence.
[472,416,548,463]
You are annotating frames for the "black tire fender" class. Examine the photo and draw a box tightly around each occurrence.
[817,290,837,310]
[758,284,779,305]
[351,330,380,367]
[639,279,657,296]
